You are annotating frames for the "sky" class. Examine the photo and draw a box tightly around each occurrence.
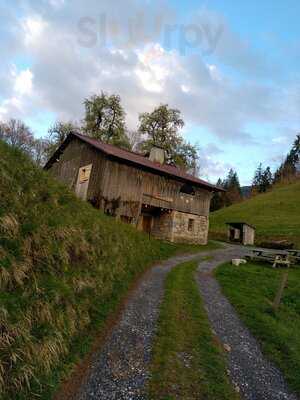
[1,0,300,185]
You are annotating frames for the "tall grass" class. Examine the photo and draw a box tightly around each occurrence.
[0,141,195,399]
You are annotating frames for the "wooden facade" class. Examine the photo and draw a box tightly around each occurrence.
[46,133,223,245]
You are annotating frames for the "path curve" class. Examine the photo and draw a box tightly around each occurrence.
[197,250,298,400]
[76,249,225,400]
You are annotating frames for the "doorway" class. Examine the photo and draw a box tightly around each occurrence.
[142,215,153,234]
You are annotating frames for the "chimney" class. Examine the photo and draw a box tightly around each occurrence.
[149,146,165,164]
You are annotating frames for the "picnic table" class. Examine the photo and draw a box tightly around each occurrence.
[287,249,300,264]
[246,248,292,268]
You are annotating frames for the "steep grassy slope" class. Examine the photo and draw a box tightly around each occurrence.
[210,183,300,246]
[0,141,208,399]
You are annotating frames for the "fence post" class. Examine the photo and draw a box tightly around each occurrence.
[273,271,288,311]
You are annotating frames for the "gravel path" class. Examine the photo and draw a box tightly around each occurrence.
[196,248,299,400]
[76,249,224,400]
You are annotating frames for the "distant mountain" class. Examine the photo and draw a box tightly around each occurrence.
[241,186,252,198]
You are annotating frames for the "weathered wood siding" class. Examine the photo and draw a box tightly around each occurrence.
[100,158,212,217]
[49,137,212,220]
[48,138,107,201]
[243,225,255,245]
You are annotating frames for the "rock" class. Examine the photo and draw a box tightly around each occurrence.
[232,258,247,266]
[234,384,240,393]
[223,343,231,352]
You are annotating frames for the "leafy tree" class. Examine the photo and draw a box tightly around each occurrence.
[0,119,34,156]
[138,104,199,173]
[172,141,199,175]
[138,104,184,148]
[83,92,130,149]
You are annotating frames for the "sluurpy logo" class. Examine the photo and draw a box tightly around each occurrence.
[77,11,223,56]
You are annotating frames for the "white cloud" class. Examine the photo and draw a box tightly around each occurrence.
[135,45,173,92]
[49,0,65,9]
[1,0,300,183]
[272,136,288,144]
[0,66,34,118]
[13,68,33,96]
[23,15,47,47]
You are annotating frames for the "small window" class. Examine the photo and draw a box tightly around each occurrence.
[180,184,195,195]
[78,164,92,183]
[188,219,194,232]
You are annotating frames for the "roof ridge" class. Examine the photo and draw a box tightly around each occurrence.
[74,132,144,157]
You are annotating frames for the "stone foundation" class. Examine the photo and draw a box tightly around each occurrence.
[151,212,173,242]
[149,210,209,245]
[171,211,209,245]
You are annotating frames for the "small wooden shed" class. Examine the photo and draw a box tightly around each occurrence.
[226,222,255,246]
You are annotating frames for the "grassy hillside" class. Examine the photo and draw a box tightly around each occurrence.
[0,141,209,399]
[210,183,300,247]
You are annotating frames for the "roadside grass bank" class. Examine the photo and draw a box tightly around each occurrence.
[216,262,300,395]
[148,260,237,400]
[0,140,220,400]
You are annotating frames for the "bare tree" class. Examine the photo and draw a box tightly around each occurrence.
[32,138,51,167]
[0,119,34,156]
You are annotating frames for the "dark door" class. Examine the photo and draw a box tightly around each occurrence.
[142,215,152,234]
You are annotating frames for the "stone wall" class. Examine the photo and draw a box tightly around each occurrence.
[171,211,209,245]
[151,212,173,242]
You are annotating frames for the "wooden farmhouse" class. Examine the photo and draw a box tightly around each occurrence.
[45,132,224,245]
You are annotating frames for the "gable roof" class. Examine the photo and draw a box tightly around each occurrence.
[45,132,224,192]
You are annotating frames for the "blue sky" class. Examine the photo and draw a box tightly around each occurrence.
[1,0,300,185]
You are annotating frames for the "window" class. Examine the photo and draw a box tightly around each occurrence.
[75,164,92,200]
[78,164,92,183]
[188,218,194,232]
[180,184,195,195]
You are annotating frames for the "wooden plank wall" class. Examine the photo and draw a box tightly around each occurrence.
[49,138,212,217]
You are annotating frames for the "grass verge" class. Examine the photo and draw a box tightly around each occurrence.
[148,260,237,400]
[216,262,300,395]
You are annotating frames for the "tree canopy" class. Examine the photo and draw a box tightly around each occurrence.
[0,119,34,155]
[83,92,130,149]
[138,104,199,174]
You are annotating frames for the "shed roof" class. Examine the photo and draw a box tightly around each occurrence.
[45,132,224,192]
[226,222,256,230]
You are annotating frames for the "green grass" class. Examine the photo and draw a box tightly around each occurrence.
[148,260,238,400]
[216,262,300,395]
[209,183,300,247]
[0,141,219,399]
